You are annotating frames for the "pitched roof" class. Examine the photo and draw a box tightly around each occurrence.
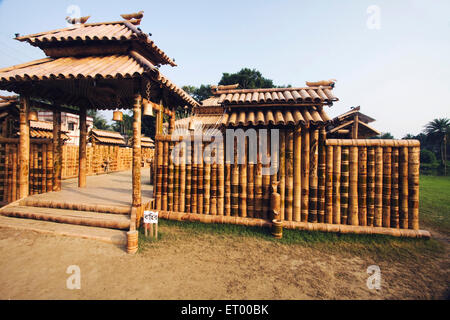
[15,21,176,66]
[334,107,375,124]
[89,129,125,145]
[210,86,338,106]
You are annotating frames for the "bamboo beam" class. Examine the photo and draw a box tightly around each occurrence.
[348,146,359,225]
[78,106,87,188]
[132,94,142,208]
[318,128,326,223]
[408,146,420,230]
[293,127,302,222]
[18,96,30,199]
[52,110,62,192]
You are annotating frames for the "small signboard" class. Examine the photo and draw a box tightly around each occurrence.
[143,211,158,224]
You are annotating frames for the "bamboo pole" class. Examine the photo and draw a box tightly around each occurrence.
[332,146,341,224]
[374,146,383,227]
[309,128,319,223]
[46,141,53,192]
[293,126,302,222]
[239,136,247,218]
[391,148,399,228]
[5,144,10,203]
[132,93,142,208]
[185,141,192,213]
[29,143,34,195]
[191,139,198,213]
[318,128,326,223]
[203,152,211,214]
[179,140,186,212]
[300,127,310,222]
[11,144,17,201]
[53,110,62,192]
[196,141,203,214]
[162,140,169,211]
[168,141,174,212]
[262,133,271,220]
[211,154,218,216]
[217,141,225,216]
[349,146,359,225]
[78,106,87,188]
[408,146,420,230]
[42,143,47,193]
[399,147,409,229]
[285,129,294,221]
[174,143,180,213]
[255,139,263,219]
[231,136,239,217]
[19,96,30,199]
[367,148,375,227]
[325,145,333,224]
[33,143,38,195]
[225,136,232,216]
[156,139,163,210]
[278,129,286,220]
[358,147,367,226]
[382,147,392,228]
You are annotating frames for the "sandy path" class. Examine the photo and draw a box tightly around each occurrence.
[0,225,448,300]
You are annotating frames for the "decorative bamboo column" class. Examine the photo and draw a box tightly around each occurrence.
[231,136,239,217]
[358,147,367,226]
[156,139,163,209]
[300,128,309,222]
[196,141,204,215]
[53,110,62,192]
[29,143,34,195]
[325,145,333,224]
[211,151,218,216]
[225,135,232,216]
[42,143,47,193]
[239,136,247,218]
[174,143,180,213]
[162,140,169,211]
[168,141,174,212]
[293,126,301,222]
[374,146,383,227]
[247,139,255,218]
[278,129,286,220]
[391,148,399,228]
[382,147,392,228]
[318,128,326,223]
[399,147,409,229]
[367,148,375,226]
[408,146,420,230]
[348,146,359,225]
[19,96,30,199]
[179,140,186,212]
[185,140,192,213]
[255,148,263,219]
[11,145,17,201]
[203,152,211,214]
[262,133,271,220]
[309,128,319,223]
[217,141,225,216]
[78,106,87,188]
[33,143,38,195]
[285,130,294,221]
[132,94,142,208]
[332,145,341,224]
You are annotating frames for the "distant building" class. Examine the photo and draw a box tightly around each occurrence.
[326,106,380,139]
[37,111,93,145]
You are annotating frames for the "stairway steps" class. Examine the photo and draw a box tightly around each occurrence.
[0,206,130,230]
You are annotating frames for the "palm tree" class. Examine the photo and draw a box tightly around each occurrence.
[424,118,450,175]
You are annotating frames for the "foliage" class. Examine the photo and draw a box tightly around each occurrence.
[372,132,395,139]
[420,149,437,164]
[219,68,276,89]
[87,110,110,130]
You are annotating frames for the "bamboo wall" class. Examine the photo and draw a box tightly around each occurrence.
[0,141,154,204]
[153,131,421,232]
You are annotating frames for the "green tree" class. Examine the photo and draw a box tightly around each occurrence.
[88,110,110,130]
[219,68,275,89]
[424,118,450,175]
[372,132,395,139]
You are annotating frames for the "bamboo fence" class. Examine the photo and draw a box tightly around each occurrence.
[153,133,424,236]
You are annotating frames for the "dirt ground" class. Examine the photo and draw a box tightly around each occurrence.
[0,223,448,300]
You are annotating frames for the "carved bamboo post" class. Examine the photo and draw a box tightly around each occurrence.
[358,147,367,226]
[382,147,392,228]
[408,146,420,230]
[293,126,301,222]
[217,140,225,216]
[19,96,30,199]
[78,106,87,188]
[309,128,318,223]
[285,129,294,221]
[391,148,399,228]
[168,141,174,212]
[332,146,341,224]
[300,127,309,222]
[367,148,375,226]
[349,146,359,225]
[132,94,142,208]
[374,146,383,227]
[325,145,333,223]
[318,128,326,223]
[399,147,409,229]
[179,139,186,212]
[278,129,286,220]
[239,136,247,218]
[53,110,62,192]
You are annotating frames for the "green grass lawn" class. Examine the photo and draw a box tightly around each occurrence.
[420,175,450,235]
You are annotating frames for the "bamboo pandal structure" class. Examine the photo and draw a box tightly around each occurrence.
[152,133,427,237]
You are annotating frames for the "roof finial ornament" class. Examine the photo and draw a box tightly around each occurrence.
[306,79,337,88]
[65,15,91,25]
[121,11,144,23]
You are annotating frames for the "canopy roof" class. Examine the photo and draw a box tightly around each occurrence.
[89,128,126,145]
[0,17,198,111]
[333,106,375,124]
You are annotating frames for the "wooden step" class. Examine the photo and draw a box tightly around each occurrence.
[0,206,130,230]
[0,215,127,246]
[20,198,131,215]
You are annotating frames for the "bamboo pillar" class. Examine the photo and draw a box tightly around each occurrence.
[19,96,30,199]
[255,140,263,219]
[399,147,409,229]
[52,110,62,192]
[309,128,319,223]
[231,136,239,217]
[162,141,169,211]
[179,140,186,212]
[33,143,38,195]
[358,147,367,226]
[29,143,34,195]
[293,126,302,222]
[217,141,225,216]
[78,106,87,188]
[374,146,383,227]
[367,148,375,226]
[318,128,326,223]
[197,141,203,214]
[42,143,47,193]
[225,134,232,216]
[332,146,341,224]
[168,141,174,212]
[408,146,420,230]
[279,130,286,220]
[11,145,17,201]
[46,141,53,193]
[348,146,359,225]
[132,94,142,208]
[325,145,333,224]
[382,147,392,228]
[5,144,10,202]
[239,136,247,218]
[211,154,217,215]
[185,140,192,213]
[391,148,399,228]
[156,139,163,209]
[204,152,211,215]
[262,133,271,220]
[285,130,294,221]
[300,128,309,222]
[174,144,180,212]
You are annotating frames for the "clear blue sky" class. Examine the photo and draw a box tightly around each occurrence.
[0,0,449,138]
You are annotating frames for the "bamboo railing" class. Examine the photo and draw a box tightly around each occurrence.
[153,132,424,237]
